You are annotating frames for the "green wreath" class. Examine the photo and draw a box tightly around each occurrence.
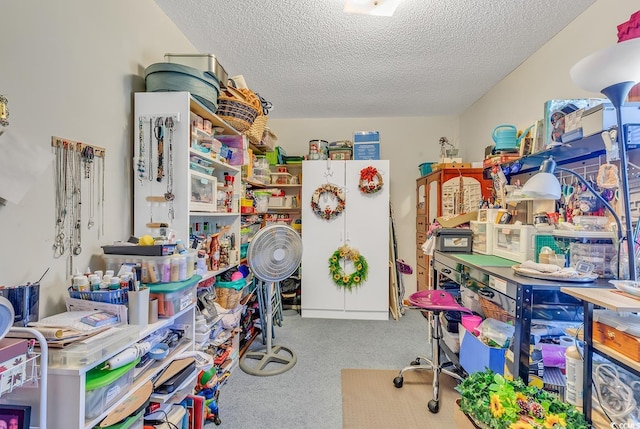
[328,245,368,289]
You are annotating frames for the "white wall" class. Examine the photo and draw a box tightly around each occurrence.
[0,0,196,316]
[1,0,636,318]
[268,116,459,297]
[459,1,640,161]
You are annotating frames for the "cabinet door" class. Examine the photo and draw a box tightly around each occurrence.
[301,160,347,314]
[344,160,389,319]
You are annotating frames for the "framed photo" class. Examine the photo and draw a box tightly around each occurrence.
[0,405,31,429]
[532,119,545,154]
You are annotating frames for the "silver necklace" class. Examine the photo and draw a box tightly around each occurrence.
[53,143,67,257]
[137,117,145,183]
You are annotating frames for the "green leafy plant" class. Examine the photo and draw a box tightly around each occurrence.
[457,369,588,429]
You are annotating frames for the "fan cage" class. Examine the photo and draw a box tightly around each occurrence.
[247,225,302,282]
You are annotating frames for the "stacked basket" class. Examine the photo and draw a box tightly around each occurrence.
[216,87,261,132]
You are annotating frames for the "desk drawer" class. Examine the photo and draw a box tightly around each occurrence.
[416,264,429,290]
[433,259,462,285]
[416,216,428,234]
[417,232,427,248]
[416,250,427,268]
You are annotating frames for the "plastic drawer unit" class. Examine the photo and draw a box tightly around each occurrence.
[148,275,200,317]
[85,358,140,419]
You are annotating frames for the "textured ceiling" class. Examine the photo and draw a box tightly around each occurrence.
[153,0,595,119]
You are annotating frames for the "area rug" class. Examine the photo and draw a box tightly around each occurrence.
[341,368,460,429]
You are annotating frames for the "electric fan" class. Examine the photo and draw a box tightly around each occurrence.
[239,224,302,376]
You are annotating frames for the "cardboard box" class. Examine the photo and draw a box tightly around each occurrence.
[353,143,380,160]
[459,328,506,375]
[436,211,478,228]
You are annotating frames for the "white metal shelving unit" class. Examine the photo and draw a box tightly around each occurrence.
[2,327,48,429]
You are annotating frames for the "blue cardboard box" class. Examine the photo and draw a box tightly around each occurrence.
[353,131,380,160]
[459,328,506,375]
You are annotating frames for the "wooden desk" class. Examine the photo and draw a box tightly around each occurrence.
[561,286,640,425]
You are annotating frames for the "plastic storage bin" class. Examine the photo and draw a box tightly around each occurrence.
[470,221,494,255]
[103,253,190,284]
[148,275,200,317]
[491,224,537,263]
[85,358,139,419]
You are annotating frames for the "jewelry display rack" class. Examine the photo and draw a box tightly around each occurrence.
[51,136,107,276]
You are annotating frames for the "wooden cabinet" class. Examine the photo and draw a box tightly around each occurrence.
[415,167,493,290]
[302,160,390,320]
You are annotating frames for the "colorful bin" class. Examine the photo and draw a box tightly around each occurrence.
[148,275,201,317]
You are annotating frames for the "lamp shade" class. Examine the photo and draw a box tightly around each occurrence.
[570,37,640,93]
[520,172,561,200]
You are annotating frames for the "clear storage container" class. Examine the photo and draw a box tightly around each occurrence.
[148,275,200,317]
[491,224,537,263]
[470,221,494,255]
[102,253,190,284]
[85,358,139,419]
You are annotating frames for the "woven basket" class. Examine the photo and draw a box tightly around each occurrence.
[215,287,242,309]
[217,87,260,132]
[244,114,268,145]
[479,297,515,324]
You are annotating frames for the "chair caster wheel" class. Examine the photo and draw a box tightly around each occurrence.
[410,359,421,366]
[393,376,403,388]
[428,399,439,413]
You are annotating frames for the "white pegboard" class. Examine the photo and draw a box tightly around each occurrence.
[514,151,640,227]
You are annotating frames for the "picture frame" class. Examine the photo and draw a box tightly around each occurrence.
[532,119,545,154]
[0,404,31,429]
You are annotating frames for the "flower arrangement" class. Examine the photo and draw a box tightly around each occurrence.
[311,183,346,220]
[328,244,368,289]
[457,370,588,429]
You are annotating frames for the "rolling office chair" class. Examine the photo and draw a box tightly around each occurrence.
[393,289,472,413]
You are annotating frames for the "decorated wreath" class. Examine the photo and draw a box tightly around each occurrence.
[311,183,346,220]
[328,244,368,289]
[359,166,384,194]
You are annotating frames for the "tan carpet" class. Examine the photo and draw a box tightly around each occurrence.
[342,368,460,429]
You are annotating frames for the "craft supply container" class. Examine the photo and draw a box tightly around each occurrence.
[84,358,139,419]
[491,224,537,262]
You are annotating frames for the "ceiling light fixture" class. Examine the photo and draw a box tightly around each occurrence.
[343,0,403,16]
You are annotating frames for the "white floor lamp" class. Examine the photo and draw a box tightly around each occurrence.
[570,37,640,280]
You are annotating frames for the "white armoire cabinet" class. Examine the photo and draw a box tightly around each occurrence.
[301,159,389,320]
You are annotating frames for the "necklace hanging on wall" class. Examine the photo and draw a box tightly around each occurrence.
[82,145,96,229]
[53,143,67,258]
[164,116,175,202]
[51,137,106,273]
[137,117,145,183]
[155,116,164,182]
[165,116,175,221]
[148,118,154,182]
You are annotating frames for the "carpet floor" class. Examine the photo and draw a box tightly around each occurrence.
[341,368,460,429]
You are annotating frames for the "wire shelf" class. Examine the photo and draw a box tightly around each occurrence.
[0,351,41,398]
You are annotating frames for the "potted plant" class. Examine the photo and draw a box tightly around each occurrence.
[456,369,588,429]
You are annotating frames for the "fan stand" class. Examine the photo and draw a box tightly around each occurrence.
[239,279,297,376]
